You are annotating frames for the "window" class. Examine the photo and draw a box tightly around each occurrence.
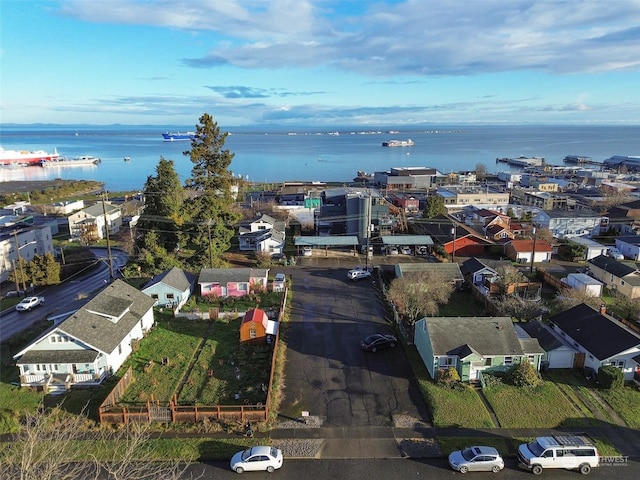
[118,344,122,355]
[484,358,492,366]
[151,294,159,299]
[504,356,513,365]
[528,355,536,363]
[608,360,624,369]
[250,329,256,338]
[439,357,454,366]
[166,293,175,300]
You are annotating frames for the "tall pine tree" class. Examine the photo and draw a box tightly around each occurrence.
[181,113,241,267]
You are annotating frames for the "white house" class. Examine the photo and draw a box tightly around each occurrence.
[534,209,604,239]
[68,201,122,241]
[548,303,640,381]
[0,225,54,283]
[238,214,286,255]
[14,279,156,392]
[515,321,578,369]
[615,235,640,261]
[569,236,609,260]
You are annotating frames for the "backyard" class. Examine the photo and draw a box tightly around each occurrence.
[118,312,274,407]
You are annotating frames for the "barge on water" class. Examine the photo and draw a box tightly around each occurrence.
[496,155,545,168]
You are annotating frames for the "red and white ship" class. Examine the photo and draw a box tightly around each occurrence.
[0,146,60,166]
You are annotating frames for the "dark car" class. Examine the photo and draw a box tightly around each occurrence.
[361,334,397,352]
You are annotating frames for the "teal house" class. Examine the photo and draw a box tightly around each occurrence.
[414,316,544,383]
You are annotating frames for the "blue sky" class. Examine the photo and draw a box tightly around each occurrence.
[1,0,639,126]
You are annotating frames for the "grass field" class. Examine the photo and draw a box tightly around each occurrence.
[598,385,640,428]
[483,382,580,428]
[419,380,495,428]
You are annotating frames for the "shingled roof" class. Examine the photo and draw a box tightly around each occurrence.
[421,316,526,357]
[57,279,156,354]
[143,267,194,292]
[549,303,640,361]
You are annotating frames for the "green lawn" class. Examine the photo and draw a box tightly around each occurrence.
[177,317,272,405]
[420,380,494,428]
[598,385,640,428]
[118,317,210,404]
[483,382,580,428]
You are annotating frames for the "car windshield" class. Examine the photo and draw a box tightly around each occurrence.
[241,448,253,461]
[364,335,380,345]
[270,447,278,458]
[527,441,545,457]
[461,448,476,461]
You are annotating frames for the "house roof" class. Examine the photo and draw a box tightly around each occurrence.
[549,303,640,361]
[518,338,546,355]
[198,268,269,284]
[395,262,464,283]
[56,279,157,354]
[143,267,194,292]
[294,236,359,247]
[82,201,120,217]
[419,316,526,357]
[242,308,268,328]
[517,321,570,352]
[508,239,553,253]
[588,254,638,278]
[617,235,640,246]
[380,235,434,246]
[18,349,99,365]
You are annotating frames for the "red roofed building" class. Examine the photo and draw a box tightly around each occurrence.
[240,308,278,344]
[505,239,553,264]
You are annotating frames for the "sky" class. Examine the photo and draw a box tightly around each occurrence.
[1,0,639,127]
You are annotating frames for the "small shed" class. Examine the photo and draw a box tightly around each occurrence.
[240,308,278,344]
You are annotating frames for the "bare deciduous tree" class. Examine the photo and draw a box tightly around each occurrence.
[1,407,200,480]
[553,286,602,312]
[387,271,454,325]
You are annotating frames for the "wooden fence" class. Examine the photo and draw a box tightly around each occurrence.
[99,286,289,425]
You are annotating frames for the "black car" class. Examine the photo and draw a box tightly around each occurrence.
[361,334,397,352]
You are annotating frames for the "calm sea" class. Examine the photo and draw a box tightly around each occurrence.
[1,124,638,192]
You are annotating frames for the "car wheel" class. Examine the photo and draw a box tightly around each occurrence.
[532,464,543,475]
[266,466,275,473]
[492,465,501,473]
[579,463,591,475]
[389,342,396,348]
[235,466,244,474]
[459,466,468,474]
[370,346,377,353]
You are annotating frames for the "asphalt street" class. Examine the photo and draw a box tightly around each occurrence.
[0,248,127,342]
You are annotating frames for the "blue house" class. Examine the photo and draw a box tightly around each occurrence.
[141,267,195,309]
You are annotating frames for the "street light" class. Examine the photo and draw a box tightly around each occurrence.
[451,226,457,262]
[530,226,537,274]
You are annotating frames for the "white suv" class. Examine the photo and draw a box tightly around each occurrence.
[518,435,599,475]
[347,268,372,281]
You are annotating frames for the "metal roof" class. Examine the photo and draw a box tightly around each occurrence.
[294,236,359,247]
[380,235,434,246]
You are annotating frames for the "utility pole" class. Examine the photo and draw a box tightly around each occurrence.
[13,230,28,292]
[365,191,372,269]
[450,225,457,263]
[530,226,537,274]
[207,219,214,268]
[101,195,115,280]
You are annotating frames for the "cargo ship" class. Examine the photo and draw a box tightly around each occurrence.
[0,146,60,166]
[162,132,196,141]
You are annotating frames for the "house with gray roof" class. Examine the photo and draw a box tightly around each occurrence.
[587,254,640,299]
[414,316,544,382]
[68,201,122,241]
[198,268,269,297]
[141,267,195,309]
[548,303,640,380]
[615,235,640,261]
[238,214,286,256]
[515,321,578,369]
[14,279,156,392]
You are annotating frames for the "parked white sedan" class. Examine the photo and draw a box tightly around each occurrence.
[230,446,283,473]
[15,296,45,312]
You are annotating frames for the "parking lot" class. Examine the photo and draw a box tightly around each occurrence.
[279,264,429,427]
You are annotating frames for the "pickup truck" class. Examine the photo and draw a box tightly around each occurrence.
[15,296,45,312]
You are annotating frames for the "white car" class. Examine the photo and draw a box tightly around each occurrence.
[401,246,412,255]
[301,246,312,256]
[230,445,283,473]
[273,273,286,291]
[388,246,399,255]
[15,296,45,312]
[347,268,372,281]
[518,435,599,475]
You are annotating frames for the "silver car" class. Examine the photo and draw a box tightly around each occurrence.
[448,445,504,473]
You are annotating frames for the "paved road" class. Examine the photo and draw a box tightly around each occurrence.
[0,248,127,342]
[279,264,429,428]
[188,457,640,479]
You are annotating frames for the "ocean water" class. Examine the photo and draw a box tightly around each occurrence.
[0,124,638,192]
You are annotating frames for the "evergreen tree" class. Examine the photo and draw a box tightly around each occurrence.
[181,113,241,267]
[422,194,447,218]
[137,157,184,252]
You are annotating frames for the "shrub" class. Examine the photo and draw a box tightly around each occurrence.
[482,373,505,388]
[436,366,461,385]
[505,359,541,388]
[598,365,624,390]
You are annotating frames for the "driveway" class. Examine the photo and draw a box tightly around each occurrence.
[279,264,429,428]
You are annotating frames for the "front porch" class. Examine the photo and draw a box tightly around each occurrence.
[20,371,108,392]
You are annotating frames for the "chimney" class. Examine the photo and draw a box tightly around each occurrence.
[599,304,606,315]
